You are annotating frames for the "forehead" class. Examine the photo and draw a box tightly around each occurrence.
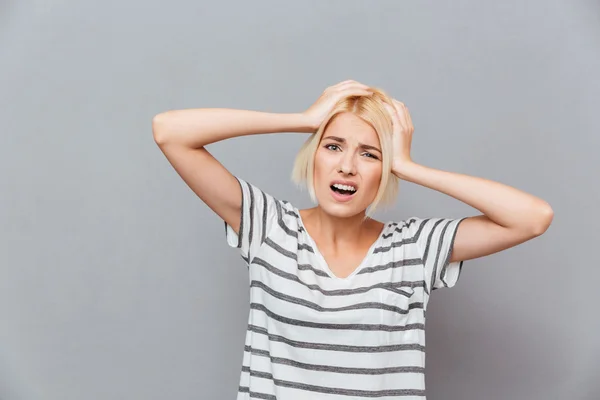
[323,113,379,146]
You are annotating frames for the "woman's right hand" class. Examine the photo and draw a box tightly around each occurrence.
[301,80,373,132]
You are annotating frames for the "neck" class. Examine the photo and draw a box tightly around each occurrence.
[302,206,373,248]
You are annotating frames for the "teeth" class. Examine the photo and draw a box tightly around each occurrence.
[332,183,356,192]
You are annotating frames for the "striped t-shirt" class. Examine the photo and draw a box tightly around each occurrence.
[224,177,467,399]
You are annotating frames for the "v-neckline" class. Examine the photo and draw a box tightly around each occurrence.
[295,207,389,281]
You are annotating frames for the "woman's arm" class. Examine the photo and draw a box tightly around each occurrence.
[152,108,314,148]
[152,109,312,235]
[394,162,553,234]
[385,99,553,264]
[393,161,553,263]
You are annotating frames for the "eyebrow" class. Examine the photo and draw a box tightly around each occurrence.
[322,136,382,154]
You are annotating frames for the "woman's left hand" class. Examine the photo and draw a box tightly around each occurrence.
[384,99,415,173]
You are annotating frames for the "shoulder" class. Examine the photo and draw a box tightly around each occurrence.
[279,199,301,220]
[385,218,421,233]
[236,177,291,214]
[388,216,465,250]
[379,218,432,244]
[390,217,444,232]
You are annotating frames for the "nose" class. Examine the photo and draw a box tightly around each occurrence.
[338,151,357,175]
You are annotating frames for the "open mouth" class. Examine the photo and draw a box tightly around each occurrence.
[330,183,357,197]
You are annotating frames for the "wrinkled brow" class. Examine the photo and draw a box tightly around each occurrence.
[323,136,382,154]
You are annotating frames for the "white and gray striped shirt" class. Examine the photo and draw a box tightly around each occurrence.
[224,177,467,399]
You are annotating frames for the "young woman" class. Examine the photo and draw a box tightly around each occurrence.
[152,80,553,399]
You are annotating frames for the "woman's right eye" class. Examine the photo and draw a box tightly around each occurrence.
[325,144,340,151]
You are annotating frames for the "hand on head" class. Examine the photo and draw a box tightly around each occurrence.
[302,80,374,132]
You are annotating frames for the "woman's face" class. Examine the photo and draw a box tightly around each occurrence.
[313,112,383,218]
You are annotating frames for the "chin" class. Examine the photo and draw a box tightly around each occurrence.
[322,206,359,218]
[316,194,368,218]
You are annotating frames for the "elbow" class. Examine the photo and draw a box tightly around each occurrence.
[152,113,170,145]
[530,203,554,237]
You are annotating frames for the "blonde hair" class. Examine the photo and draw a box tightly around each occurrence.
[291,87,399,218]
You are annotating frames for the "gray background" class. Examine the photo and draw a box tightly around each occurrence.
[1,1,598,399]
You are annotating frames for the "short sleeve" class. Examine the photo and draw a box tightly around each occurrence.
[224,177,279,265]
[408,217,468,292]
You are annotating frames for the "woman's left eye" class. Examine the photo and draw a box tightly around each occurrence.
[325,144,377,159]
